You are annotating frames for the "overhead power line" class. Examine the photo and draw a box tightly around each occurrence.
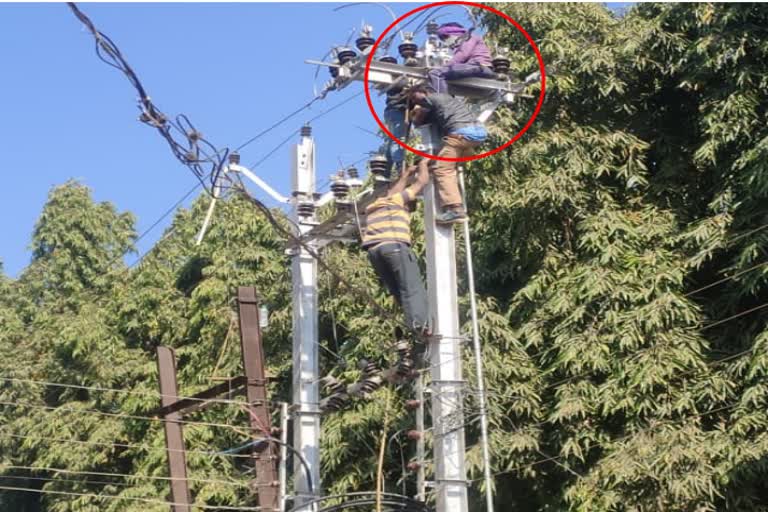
[0,399,254,433]
[0,485,260,511]
[0,429,253,460]
[475,390,763,484]
[1,464,250,489]
[67,2,228,195]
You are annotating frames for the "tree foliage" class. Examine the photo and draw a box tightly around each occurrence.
[2,3,768,511]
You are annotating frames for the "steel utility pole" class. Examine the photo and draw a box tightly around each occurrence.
[291,124,320,505]
[420,128,469,512]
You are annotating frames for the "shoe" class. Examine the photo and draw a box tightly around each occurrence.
[436,209,467,225]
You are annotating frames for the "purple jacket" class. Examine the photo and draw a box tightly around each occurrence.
[448,35,492,67]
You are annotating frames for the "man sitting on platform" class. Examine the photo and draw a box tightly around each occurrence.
[428,22,496,95]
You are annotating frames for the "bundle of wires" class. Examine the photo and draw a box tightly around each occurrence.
[290,492,431,512]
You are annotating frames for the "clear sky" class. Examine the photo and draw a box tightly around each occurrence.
[0,2,628,278]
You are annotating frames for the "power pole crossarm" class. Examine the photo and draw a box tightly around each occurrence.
[231,164,291,204]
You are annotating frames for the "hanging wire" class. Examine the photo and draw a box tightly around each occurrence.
[473,389,765,483]
[0,429,257,460]
[0,464,249,488]
[0,399,258,432]
[0,375,274,409]
[0,485,260,511]
[67,3,228,195]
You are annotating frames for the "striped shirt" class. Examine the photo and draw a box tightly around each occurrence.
[361,186,417,249]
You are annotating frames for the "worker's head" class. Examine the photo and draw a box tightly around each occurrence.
[373,174,392,193]
[407,84,431,106]
[436,22,466,46]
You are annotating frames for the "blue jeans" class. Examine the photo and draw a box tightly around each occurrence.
[428,63,496,94]
[453,125,487,143]
[380,107,406,175]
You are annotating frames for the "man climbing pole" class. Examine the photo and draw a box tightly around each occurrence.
[363,159,430,336]
[407,85,487,224]
[380,85,409,176]
[428,22,496,94]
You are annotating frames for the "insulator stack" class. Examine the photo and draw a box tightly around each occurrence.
[379,55,397,64]
[356,36,375,52]
[492,56,511,74]
[329,59,340,78]
[300,124,312,137]
[426,21,439,35]
[368,154,390,179]
[297,201,315,218]
[320,393,349,412]
[336,47,357,65]
[398,34,418,59]
[358,374,383,394]
[358,359,380,375]
[398,43,418,59]
[346,166,359,179]
[228,152,240,165]
[330,179,350,200]
[322,376,346,395]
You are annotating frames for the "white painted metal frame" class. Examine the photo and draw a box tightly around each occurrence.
[290,130,321,506]
[420,125,469,512]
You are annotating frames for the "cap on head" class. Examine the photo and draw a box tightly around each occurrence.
[436,22,466,39]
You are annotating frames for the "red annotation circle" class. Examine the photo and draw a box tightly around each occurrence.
[364,1,546,162]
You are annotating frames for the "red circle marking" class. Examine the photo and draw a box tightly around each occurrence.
[363,1,546,162]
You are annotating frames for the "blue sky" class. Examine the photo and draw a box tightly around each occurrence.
[0,2,628,278]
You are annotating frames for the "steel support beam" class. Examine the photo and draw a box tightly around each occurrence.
[291,125,321,504]
[421,126,468,512]
[238,287,279,512]
[156,347,193,512]
[148,376,246,418]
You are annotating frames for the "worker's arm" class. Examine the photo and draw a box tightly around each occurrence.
[401,159,430,201]
[410,159,430,195]
[448,36,478,66]
[388,164,417,194]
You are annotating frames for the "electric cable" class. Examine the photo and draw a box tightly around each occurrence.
[234,97,323,153]
[0,429,257,461]
[220,436,315,496]
[0,485,260,511]
[68,3,229,195]
[473,388,764,483]
[291,492,429,512]
[0,464,249,488]
[0,376,276,409]
[0,399,255,433]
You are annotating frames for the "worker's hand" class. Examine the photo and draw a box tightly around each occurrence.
[410,105,429,126]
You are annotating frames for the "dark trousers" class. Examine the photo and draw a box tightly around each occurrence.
[367,242,429,332]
